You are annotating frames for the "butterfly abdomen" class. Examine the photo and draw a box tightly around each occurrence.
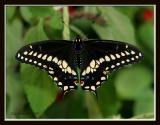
[74,53,83,69]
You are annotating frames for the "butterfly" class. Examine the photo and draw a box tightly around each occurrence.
[15,37,143,95]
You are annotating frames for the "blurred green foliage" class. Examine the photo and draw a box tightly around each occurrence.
[6,6,154,119]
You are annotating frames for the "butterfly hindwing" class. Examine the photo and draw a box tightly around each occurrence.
[80,40,143,92]
[15,40,78,93]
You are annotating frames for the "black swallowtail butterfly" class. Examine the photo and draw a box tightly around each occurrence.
[15,37,143,95]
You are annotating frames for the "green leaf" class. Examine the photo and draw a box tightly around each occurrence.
[115,65,153,100]
[49,13,63,30]
[6,6,16,21]
[20,6,54,24]
[97,83,121,118]
[65,92,87,118]
[138,22,154,51]
[92,7,136,44]
[24,18,48,42]
[116,7,140,21]
[20,7,35,24]
[21,65,58,117]
[134,89,154,116]
[85,92,103,118]
[72,18,93,34]
[44,92,87,118]
[65,101,86,118]
[6,72,26,118]
[29,7,54,17]
[6,18,23,68]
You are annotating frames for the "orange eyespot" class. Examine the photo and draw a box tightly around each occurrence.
[80,80,84,86]
[74,80,78,85]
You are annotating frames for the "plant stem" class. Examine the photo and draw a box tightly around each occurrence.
[63,7,70,40]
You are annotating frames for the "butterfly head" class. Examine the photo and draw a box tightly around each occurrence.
[74,36,82,43]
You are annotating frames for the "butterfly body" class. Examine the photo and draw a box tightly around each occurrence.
[73,37,85,70]
[16,37,143,94]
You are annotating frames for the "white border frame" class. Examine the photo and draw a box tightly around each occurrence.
[4,4,156,121]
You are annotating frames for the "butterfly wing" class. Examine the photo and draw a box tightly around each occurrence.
[80,40,143,92]
[15,40,78,94]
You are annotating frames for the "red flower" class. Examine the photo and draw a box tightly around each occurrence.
[68,6,76,15]
[57,6,76,15]
[143,9,153,21]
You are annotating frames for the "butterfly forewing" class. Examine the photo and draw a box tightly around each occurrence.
[80,40,143,92]
[15,40,78,93]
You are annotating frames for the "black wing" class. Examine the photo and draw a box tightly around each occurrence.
[80,40,143,92]
[15,40,78,94]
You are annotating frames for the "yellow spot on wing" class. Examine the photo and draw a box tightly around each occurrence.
[47,56,52,61]
[42,54,47,60]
